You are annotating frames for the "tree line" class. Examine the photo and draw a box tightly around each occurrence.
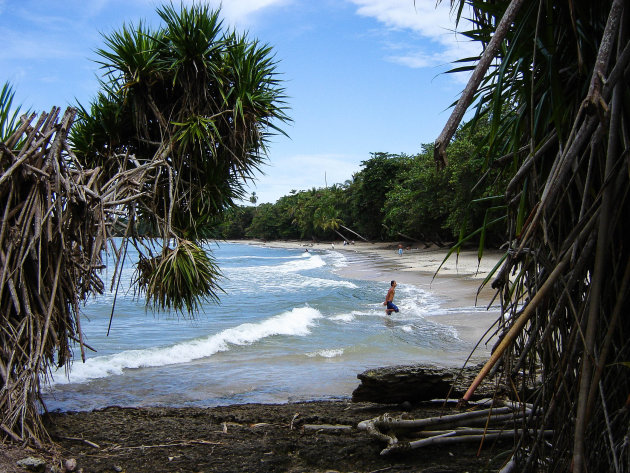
[218,119,509,246]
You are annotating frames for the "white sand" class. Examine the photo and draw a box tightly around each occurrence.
[235,239,501,279]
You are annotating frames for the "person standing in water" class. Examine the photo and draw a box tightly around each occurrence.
[383,280,399,315]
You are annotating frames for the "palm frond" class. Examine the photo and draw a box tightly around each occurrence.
[0,82,25,142]
[135,240,223,315]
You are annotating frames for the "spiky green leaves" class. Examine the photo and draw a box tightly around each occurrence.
[0,82,24,142]
[70,4,289,315]
[72,3,289,237]
[135,240,223,315]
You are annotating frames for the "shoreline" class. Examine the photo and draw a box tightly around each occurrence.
[230,238,502,279]
[35,400,501,472]
[2,240,505,472]
[232,239,503,356]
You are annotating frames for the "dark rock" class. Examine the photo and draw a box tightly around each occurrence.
[352,364,498,403]
[399,400,412,411]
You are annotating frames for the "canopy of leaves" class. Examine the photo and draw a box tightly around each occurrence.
[71,4,289,312]
[219,119,507,245]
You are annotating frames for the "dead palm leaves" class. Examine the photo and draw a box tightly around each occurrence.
[0,107,108,445]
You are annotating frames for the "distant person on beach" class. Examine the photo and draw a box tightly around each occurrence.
[383,280,399,315]
[398,244,403,256]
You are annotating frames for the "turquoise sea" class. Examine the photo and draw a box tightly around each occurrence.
[44,241,496,411]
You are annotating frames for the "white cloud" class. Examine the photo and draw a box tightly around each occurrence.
[349,0,456,39]
[177,0,291,26]
[347,0,480,68]
[388,50,440,68]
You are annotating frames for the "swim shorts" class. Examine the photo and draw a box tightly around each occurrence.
[386,301,399,312]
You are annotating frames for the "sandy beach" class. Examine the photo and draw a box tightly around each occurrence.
[2,240,506,473]
[247,240,502,280]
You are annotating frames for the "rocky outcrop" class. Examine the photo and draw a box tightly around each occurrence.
[352,364,500,404]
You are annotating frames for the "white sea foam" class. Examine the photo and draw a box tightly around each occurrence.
[51,307,322,385]
[289,277,357,290]
[306,348,344,358]
[326,251,348,269]
[220,255,301,261]
[223,268,357,293]
[393,284,441,318]
[329,312,356,322]
[252,254,326,273]
[436,305,501,316]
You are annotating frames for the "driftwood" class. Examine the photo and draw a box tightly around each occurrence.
[358,399,543,456]
[303,424,353,432]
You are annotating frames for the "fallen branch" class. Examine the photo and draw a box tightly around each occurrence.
[380,429,554,456]
[339,224,369,242]
[359,406,517,431]
[58,436,101,449]
[106,439,221,451]
[303,424,353,432]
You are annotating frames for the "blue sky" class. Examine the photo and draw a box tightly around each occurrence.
[0,0,476,203]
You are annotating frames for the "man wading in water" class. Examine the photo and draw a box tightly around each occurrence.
[384,280,399,315]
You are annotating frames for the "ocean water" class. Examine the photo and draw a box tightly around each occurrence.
[43,241,495,412]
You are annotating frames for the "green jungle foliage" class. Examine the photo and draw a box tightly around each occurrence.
[218,118,509,245]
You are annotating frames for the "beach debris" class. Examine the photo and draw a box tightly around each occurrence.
[57,436,100,449]
[16,456,46,472]
[289,412,300,430]
[303,424,353,432]
[64,458,77,472]
[358,399,551,456]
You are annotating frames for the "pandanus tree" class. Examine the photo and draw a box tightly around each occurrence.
[71,4,288,313]
[435,0,630,471]
[0,4,288,445]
